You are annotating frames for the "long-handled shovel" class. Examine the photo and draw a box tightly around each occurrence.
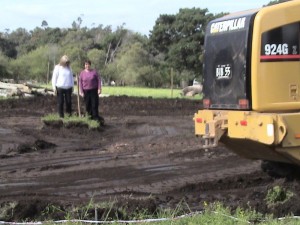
[76,74,81,117]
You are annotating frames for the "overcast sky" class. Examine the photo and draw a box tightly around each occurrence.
[1,0,272,36]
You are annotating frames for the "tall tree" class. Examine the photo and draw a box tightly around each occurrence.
[41,20,48,29]
[0,37,17,58]
[149,8,215,82]
[8,28,32,56]
[0,52,10,79]
[87,48,106,72]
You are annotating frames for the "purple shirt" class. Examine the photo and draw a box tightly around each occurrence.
[79,69,101,92]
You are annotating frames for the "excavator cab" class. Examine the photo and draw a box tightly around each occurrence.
[203,11,254,110]
[194,1,300,167]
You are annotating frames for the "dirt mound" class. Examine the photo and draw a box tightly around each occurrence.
[1,95,300,221]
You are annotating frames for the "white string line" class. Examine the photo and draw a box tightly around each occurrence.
[0,211,201,225]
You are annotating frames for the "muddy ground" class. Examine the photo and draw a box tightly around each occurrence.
[1,95,300,221]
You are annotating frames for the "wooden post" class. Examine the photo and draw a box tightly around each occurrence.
[47,61,50,84]
[76,74,81,117]
[170,68,174,98]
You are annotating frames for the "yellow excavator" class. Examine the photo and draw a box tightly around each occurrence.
[194,1,300,176]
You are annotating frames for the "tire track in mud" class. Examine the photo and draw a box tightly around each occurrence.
[0,141,261,204]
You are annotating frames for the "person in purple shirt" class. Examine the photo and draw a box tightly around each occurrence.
[79,60,105,125]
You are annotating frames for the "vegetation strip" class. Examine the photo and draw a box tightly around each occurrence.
[2,213,300,225]
[0,211,202,224]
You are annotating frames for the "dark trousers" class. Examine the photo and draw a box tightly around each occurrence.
[83,88,99,120]
[56,87,72,118]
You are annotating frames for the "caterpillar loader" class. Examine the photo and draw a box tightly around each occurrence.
[194,1,300,175]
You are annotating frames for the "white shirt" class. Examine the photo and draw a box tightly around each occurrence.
[52,65,74,91]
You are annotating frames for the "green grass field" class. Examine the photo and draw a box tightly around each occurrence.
[101,86,203,100]
[41,83,202,99]
[102,86,184,98]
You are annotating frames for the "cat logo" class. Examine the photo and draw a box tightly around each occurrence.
[210,17,246,34]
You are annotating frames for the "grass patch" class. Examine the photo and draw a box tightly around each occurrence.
[7,200,300,225]
[265,185,294,206]
[41,113,100,129]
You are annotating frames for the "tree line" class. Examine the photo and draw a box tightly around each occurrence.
[0,0,286,87]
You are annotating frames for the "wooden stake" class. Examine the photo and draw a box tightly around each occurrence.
[76,74,81,117]
[170,67,174,98]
